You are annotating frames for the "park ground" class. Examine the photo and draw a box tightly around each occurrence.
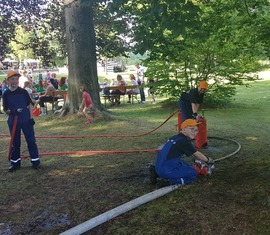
[0,78,269,234]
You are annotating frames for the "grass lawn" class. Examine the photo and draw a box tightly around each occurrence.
[0,80,269,235]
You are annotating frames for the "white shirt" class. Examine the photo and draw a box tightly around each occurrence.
[19,76,28,88]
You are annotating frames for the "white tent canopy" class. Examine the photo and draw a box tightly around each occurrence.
[24,59,39,63]
[2,58,17,63]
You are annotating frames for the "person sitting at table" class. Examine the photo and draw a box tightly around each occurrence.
[110,78,116,86]
[24,81,38,104]
[59,76,68,90]
[110,74,127,105]
[24,81,36,95]
[34,80,45,93]
[126,74,140,103]
[36,79,57,116]
[50,73,59,89]
[101,78,109,95]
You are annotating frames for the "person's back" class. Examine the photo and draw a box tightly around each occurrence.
[46,83,56,93]
[50,78,58,90]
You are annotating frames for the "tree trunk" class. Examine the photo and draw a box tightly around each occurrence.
[63,0,101,114]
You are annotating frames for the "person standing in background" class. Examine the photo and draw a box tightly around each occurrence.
[19,71,29,88]
[148,78,156,103]
[178,81,208,122]
[135,63,146,103]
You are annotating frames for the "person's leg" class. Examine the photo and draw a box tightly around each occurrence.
[22,122,40,167]
[83,106,93,124]
[0,97,3,113]
[140,87,145,102]
[178,98,193,122]
[150,91,155,102]
[110,91,116,104]
[39,97,47,115]
[156,159,197,185]
[128,93,131,102]
[168,161,197,185]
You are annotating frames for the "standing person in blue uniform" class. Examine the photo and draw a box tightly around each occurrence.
[3,71,41,172]
[178,80,208,122]
[152,119,213,185]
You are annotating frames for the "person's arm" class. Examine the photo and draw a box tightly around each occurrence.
[28,104,33,119]
[79,98,85,111]
[193,151,213,164]
[191,103,200,113]
[40,86,49,97]
[31,86,37,93]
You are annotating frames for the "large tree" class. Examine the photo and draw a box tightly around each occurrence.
[63,0,101,113]
[62,0,132,113]
[0,0,47,58]
[116,0,270,106]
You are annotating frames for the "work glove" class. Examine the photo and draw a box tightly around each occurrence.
[30,118,35,126]
[192,113,197,119]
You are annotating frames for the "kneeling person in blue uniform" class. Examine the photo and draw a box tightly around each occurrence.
[3,71,41,172]
[154,119,213,185]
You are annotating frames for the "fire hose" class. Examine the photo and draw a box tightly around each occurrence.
[2,110,241,235]
[0,110,178,139]
[60,137,241,235]
[3,110,240,160]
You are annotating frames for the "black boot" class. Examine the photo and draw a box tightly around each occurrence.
[149,164,158,184]
[8,165,21,172]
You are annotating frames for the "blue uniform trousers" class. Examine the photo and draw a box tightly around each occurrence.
[156,153,197,185]
[8,120,40,167]
[178,98,193,122]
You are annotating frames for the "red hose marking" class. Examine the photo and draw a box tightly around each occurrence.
[0,110,178,139]
[2,110,178,158]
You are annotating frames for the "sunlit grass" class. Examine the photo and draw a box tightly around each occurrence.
[0,80,269,234]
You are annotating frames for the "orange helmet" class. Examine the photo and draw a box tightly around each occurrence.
[7,71,21,79]
[199,80,208,89]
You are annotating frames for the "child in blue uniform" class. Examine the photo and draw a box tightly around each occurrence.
[154,119,213,185]
[3,71,41,172]
[178,80,208,122]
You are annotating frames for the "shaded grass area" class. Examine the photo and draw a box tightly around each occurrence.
[0,81,270,234]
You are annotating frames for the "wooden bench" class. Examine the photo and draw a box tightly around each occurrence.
[101,85,139,106]
[44,90,67,112]
[101,93,126,107]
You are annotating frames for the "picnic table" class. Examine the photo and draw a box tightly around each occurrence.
[32,90,67,112]
[100,85,139,106]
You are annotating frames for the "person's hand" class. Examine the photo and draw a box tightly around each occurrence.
[30,118,35,126]
[9,109,19,115]
[192,113,197,119]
